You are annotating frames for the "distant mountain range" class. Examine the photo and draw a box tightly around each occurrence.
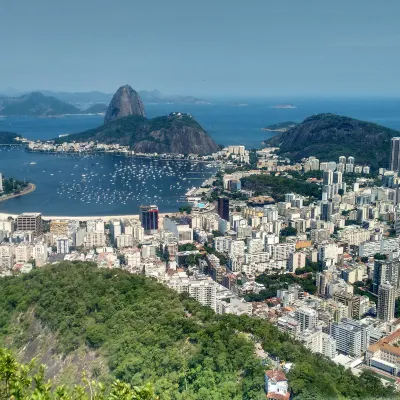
[264,113,400,170]
[0,92,81,117]
[0,88,210,112]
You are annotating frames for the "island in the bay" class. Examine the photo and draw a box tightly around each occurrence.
[262,121,299,132]
[268,103,297,109]
[54,85,219,155]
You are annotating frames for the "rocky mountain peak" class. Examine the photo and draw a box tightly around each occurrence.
[104,85,146,124]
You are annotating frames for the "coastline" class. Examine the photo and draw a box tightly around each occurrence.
[0,211,178,223]
[0,183,36,203]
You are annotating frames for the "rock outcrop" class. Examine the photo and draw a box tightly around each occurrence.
[104,85,145,123]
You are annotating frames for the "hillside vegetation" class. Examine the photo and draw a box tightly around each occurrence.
[56,113,219,155]
[0,262,395,399]
[0,132,22,145]
[265,113,399,170]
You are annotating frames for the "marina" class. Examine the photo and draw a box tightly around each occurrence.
[0,147,217,216]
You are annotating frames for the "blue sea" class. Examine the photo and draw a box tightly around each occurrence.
[1,97,400,216]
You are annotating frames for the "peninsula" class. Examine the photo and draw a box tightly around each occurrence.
[54,85,219,156]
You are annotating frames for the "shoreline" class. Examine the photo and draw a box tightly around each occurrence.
[0,183,36,203]
[0,211,178,223]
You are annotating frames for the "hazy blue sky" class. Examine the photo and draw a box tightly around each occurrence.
[1,0,399,96]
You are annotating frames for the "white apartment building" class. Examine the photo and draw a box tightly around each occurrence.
[84,231,106,248]
[214,236,232,253]
[15,243,32,262]
[86,219,105,233]
[338,226,371,246]
[288,252,306,272]
[56,237,69,254]
[294,307,318,331]
[268,242,296,261]
[229,240,245,258]
[330,319,363,357]
[167,277,217,311]
[116,234,134,248]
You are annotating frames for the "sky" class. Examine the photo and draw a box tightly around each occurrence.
[1,0,400,97]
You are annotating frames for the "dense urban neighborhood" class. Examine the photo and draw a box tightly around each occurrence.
[2,140,400,397]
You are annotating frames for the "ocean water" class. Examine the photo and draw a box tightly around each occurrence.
[0,148,216,216]
[1,97,400,216]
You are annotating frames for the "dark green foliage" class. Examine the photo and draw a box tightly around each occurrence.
[178,243,197,252]
[265,113,399,170]
[280,227,297,237]
[0,263,395,399]
[374,253,387,260]
[54,113,219,155]
[262,121,299,131]
[1,176,28,195]
[245,273,317,302]
[0,262,264,399]
[0,132,21,145]
[242,174,320,201]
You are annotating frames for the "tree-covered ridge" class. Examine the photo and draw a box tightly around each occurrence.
[54,113,219,155]
[265,113,400,170]
[241,174,321,201]
[0,132,22,145]
[0,262,263,399]
[0,262,395,399]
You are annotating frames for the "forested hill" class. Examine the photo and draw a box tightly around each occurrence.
[265,113,399,170]
[56,113,220,155]
[0,262,394,399]
[0,131,22,144]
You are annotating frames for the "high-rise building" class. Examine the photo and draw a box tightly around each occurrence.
[390,137,400,171]
[15,213,43,237]
[330,319,363,357]
[338,156,346,165]
[0,173,3,192]
[217,197,229,221]
[377,282,395,322]
[323,170,333,185]
[56,237,70,254]
[348,156,355,165]
[140,205,159,234]
[373,260,400,295]
[294,307,317,331]
[321,201,333,222]
[333,171,342,184]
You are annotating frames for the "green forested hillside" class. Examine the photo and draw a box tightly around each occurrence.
[265,113,399,170]
[0,262,395,399]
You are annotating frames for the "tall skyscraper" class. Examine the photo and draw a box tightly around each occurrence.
[218,197,229,221]
[0,173,3,192]
[377,282,395,322]
[338,156,346,165]
[390,137,400,171]
[139,205,159,234]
